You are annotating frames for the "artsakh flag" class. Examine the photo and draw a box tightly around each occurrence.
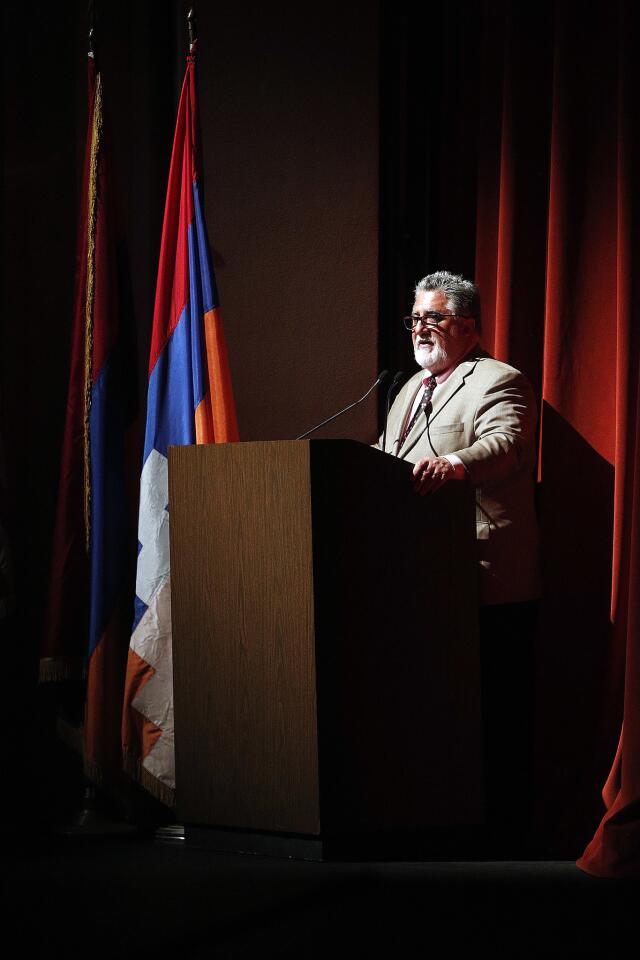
[41,51,137,783]
[121,40,239,805]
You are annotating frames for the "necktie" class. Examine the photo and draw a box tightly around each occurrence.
[400,375,437,444]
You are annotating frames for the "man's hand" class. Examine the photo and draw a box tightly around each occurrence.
[412,456,457,495]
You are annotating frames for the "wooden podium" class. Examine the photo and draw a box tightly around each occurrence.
[168,440,482,858]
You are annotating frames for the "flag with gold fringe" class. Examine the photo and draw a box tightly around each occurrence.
[121,38,239,806]
[41,43,137,786]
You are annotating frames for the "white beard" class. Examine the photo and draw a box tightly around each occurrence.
[414,341,449,372]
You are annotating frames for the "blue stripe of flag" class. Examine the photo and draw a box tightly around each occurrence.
[192,179,219,314]
[88,354,128,656]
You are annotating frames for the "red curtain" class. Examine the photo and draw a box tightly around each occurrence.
[482,0,638,875]
[407,0,639,873]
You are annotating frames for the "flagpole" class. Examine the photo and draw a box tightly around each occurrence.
[88,1,95,55]
[155,2,198,848]
[187,7,197,50]
[122,0,239,808]
[53,0,137,840]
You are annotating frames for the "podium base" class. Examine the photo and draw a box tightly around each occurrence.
[184,824,492,862]
[186,825,323,861]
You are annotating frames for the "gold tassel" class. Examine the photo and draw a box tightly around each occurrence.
[39,657,75,682]
[39,655,87,682]
[83,71,103,555]
[123,748,176,808]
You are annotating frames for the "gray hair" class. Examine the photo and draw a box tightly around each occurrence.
[414,270,481,332]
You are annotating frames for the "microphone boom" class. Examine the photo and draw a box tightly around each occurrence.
[295,370,389,441]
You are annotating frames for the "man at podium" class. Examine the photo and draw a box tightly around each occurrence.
[381,269,540,607]
[380,269,540,851]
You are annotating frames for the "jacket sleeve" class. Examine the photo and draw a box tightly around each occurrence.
[451,369,537,487]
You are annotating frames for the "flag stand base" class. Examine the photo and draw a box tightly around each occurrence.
[155,823,186,844]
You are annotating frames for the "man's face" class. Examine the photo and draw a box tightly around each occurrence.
[412,289,476,374]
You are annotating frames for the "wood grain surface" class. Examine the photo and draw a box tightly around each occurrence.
[170,441,320,834]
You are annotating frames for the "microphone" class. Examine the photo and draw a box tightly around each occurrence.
[381,370,405,454]
[296,370,389,441]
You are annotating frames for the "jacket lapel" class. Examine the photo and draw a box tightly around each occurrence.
[387,373,422,457]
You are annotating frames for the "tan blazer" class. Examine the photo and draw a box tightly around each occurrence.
[380,351,541,605]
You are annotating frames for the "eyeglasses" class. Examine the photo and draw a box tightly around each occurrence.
[402,312,471,330]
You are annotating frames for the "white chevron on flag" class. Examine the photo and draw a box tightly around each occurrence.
[129,448,175,790]
[130,578,175,790]
[135,449,170,606]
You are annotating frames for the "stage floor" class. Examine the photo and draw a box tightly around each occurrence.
[4,835,637,957]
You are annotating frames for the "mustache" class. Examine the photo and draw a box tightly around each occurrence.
[415,336,448,350]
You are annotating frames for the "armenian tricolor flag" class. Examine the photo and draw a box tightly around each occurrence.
[41,47,137,784]
[121,40,239,805]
